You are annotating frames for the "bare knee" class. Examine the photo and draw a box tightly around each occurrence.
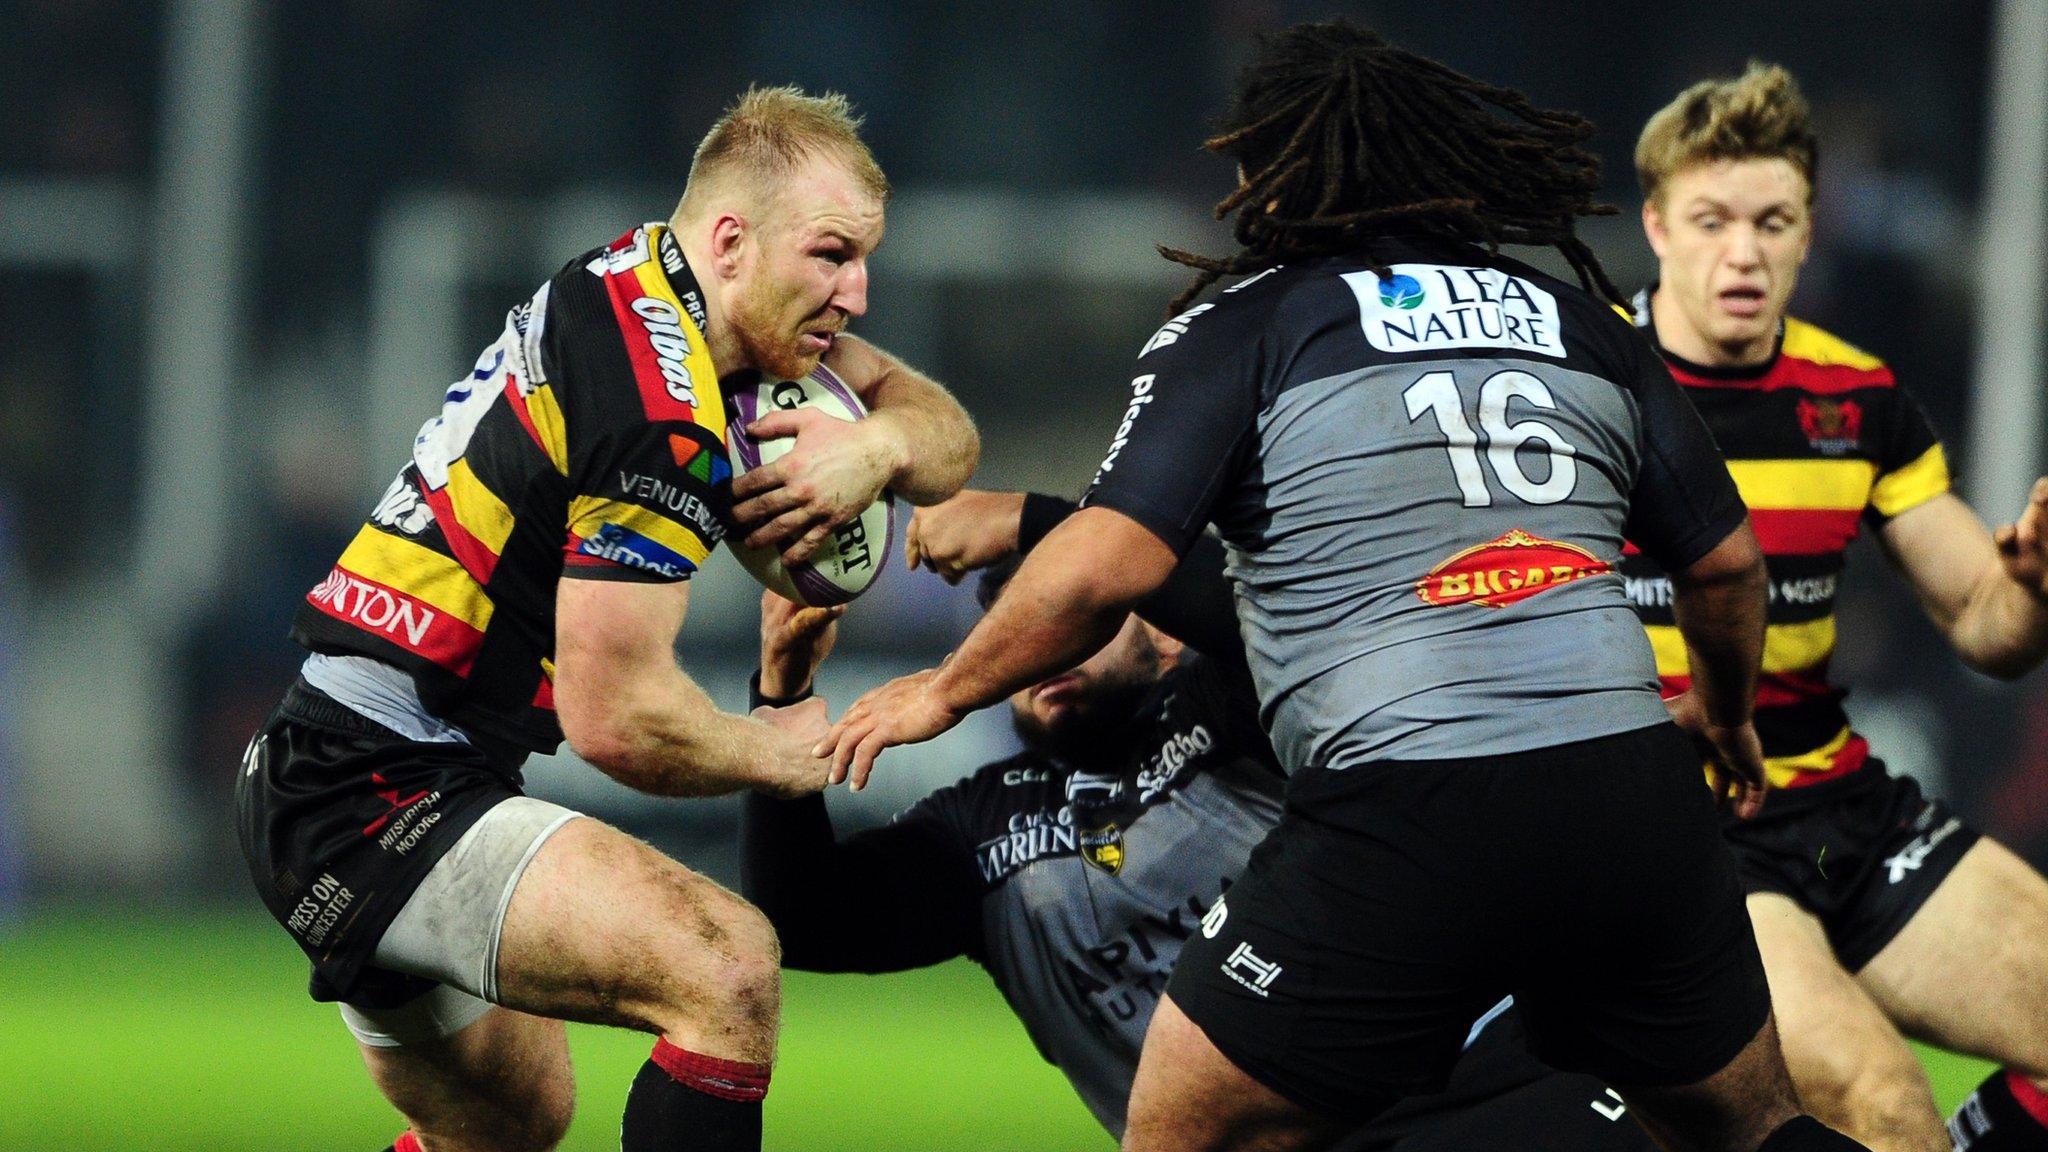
[415,1094,571,1152]
[370,1023,577,1152]
[640,878,783,1053]
[1800,1057,1944,1152]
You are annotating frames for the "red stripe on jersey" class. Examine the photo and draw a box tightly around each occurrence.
[1748,507,1864,555]
[502,374,547,455]
[1777,733,1871,789]
[1757,669,1837,706]
[605,266,697,424]
[533,676,555,711]
[1660,670,1835,709]
[1667,360,1894,397]
[306,565,484,675]
[419,481,501,585]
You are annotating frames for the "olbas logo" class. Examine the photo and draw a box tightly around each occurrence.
[1379,274,1425,310]
[1417,529,1610,608]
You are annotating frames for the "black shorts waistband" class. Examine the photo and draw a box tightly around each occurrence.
[279,678,395,738]
[276,678,528,777]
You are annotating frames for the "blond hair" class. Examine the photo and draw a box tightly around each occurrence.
[1636,62,1817,206]
[675,85,889,222]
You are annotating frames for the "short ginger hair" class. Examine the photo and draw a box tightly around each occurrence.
[1636,62,1818,206]
[674,85,889,223]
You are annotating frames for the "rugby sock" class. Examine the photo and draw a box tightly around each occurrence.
[1757,1115,1871,1151]
[620,1038,769,1152]
[1949,1070,2048,1150]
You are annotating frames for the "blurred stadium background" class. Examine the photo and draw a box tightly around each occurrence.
[1,0,2042,1147]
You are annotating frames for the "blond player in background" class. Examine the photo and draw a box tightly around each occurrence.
[1626,63,2048,1152]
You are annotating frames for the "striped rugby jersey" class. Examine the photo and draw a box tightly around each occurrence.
[292,224,733,757]
[1625,293,1950,787]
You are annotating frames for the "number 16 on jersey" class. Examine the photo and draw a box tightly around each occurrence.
[1403,369,1582,507]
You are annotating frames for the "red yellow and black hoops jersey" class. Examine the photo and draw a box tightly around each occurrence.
[292,224,734,757]
[1625,293,1950,788]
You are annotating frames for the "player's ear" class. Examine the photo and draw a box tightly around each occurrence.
[709,213,748,279]
[1641,198,1670,259]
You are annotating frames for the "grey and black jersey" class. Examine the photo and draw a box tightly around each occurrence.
[1081,239,1747,769]
[744,654,1550,1142]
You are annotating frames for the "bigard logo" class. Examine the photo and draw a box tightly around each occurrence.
[1417,529,1610,608]
[1346,263,1565,358]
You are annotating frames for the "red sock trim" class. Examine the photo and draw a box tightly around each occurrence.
[650,1038,771,1103]
[393,1133,422,1152]
[2007,1070,2048,1128]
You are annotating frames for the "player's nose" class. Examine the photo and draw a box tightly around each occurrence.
[1724,225,1764,269]
[834,258,870,318]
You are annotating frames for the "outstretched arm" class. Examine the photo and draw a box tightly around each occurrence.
[741,591,982,971]
[905,489,1244,662]
[731,335,979,563]
[823,506,1180,789]
[1881,481,2048,680]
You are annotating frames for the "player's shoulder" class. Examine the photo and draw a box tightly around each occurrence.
[905,752,1072,833]
[1779,316,1895,383]
[1133,262,1302,362]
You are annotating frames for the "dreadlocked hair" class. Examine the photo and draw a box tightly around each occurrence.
[1162,20,1624,315]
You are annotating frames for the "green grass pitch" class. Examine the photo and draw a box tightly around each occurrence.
[0,909,1992,1150]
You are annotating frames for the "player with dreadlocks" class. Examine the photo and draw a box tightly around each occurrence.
[824,21,1872,1152]
[1157,24,1625,316]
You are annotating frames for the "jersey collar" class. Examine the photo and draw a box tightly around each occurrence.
[1632,283,1785,382]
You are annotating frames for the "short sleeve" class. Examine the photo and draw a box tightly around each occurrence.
[562,423,728,582]
[1622,333,1750,571]
[1079,299,1267,555]
[1866,385,1950,525]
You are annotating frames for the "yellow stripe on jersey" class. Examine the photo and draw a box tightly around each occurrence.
[1763,724,1856,788]
[1781,319,1885,371]
[632,238,728,444]
[1870,443,1952,519]
[1645,616,1836,678]
[567,496,713,566]
[336,528,495,632]
[446,457,515,555]
[526,382,570,476]
[1725,458,1878,512]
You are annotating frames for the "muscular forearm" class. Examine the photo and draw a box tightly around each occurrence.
[575,669,811,798]
[1018,493,1243,662]
[932,508,1173,713]
[854,342,979,505]
[1671,559,1768,728]
[1949,575,2048,679]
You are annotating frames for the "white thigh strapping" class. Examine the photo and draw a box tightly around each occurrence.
[337,795,580,1047]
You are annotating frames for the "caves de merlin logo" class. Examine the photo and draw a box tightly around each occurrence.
[1379,274,1426,310]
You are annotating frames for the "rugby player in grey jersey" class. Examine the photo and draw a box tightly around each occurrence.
[745,488,1657,1151]
[824,21,1871,1152]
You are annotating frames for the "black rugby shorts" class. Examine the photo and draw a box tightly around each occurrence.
[1723,760,1979,971]
[234,679,523,1006]
[1168,721,1771,1122]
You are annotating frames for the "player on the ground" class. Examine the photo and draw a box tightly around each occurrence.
[823,22,1866,1152]
[744,488,1658,1151]
[233,87,977,1152]
[1627,64,2048,1152]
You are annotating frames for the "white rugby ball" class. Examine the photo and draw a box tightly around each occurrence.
[725,365,894,607]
